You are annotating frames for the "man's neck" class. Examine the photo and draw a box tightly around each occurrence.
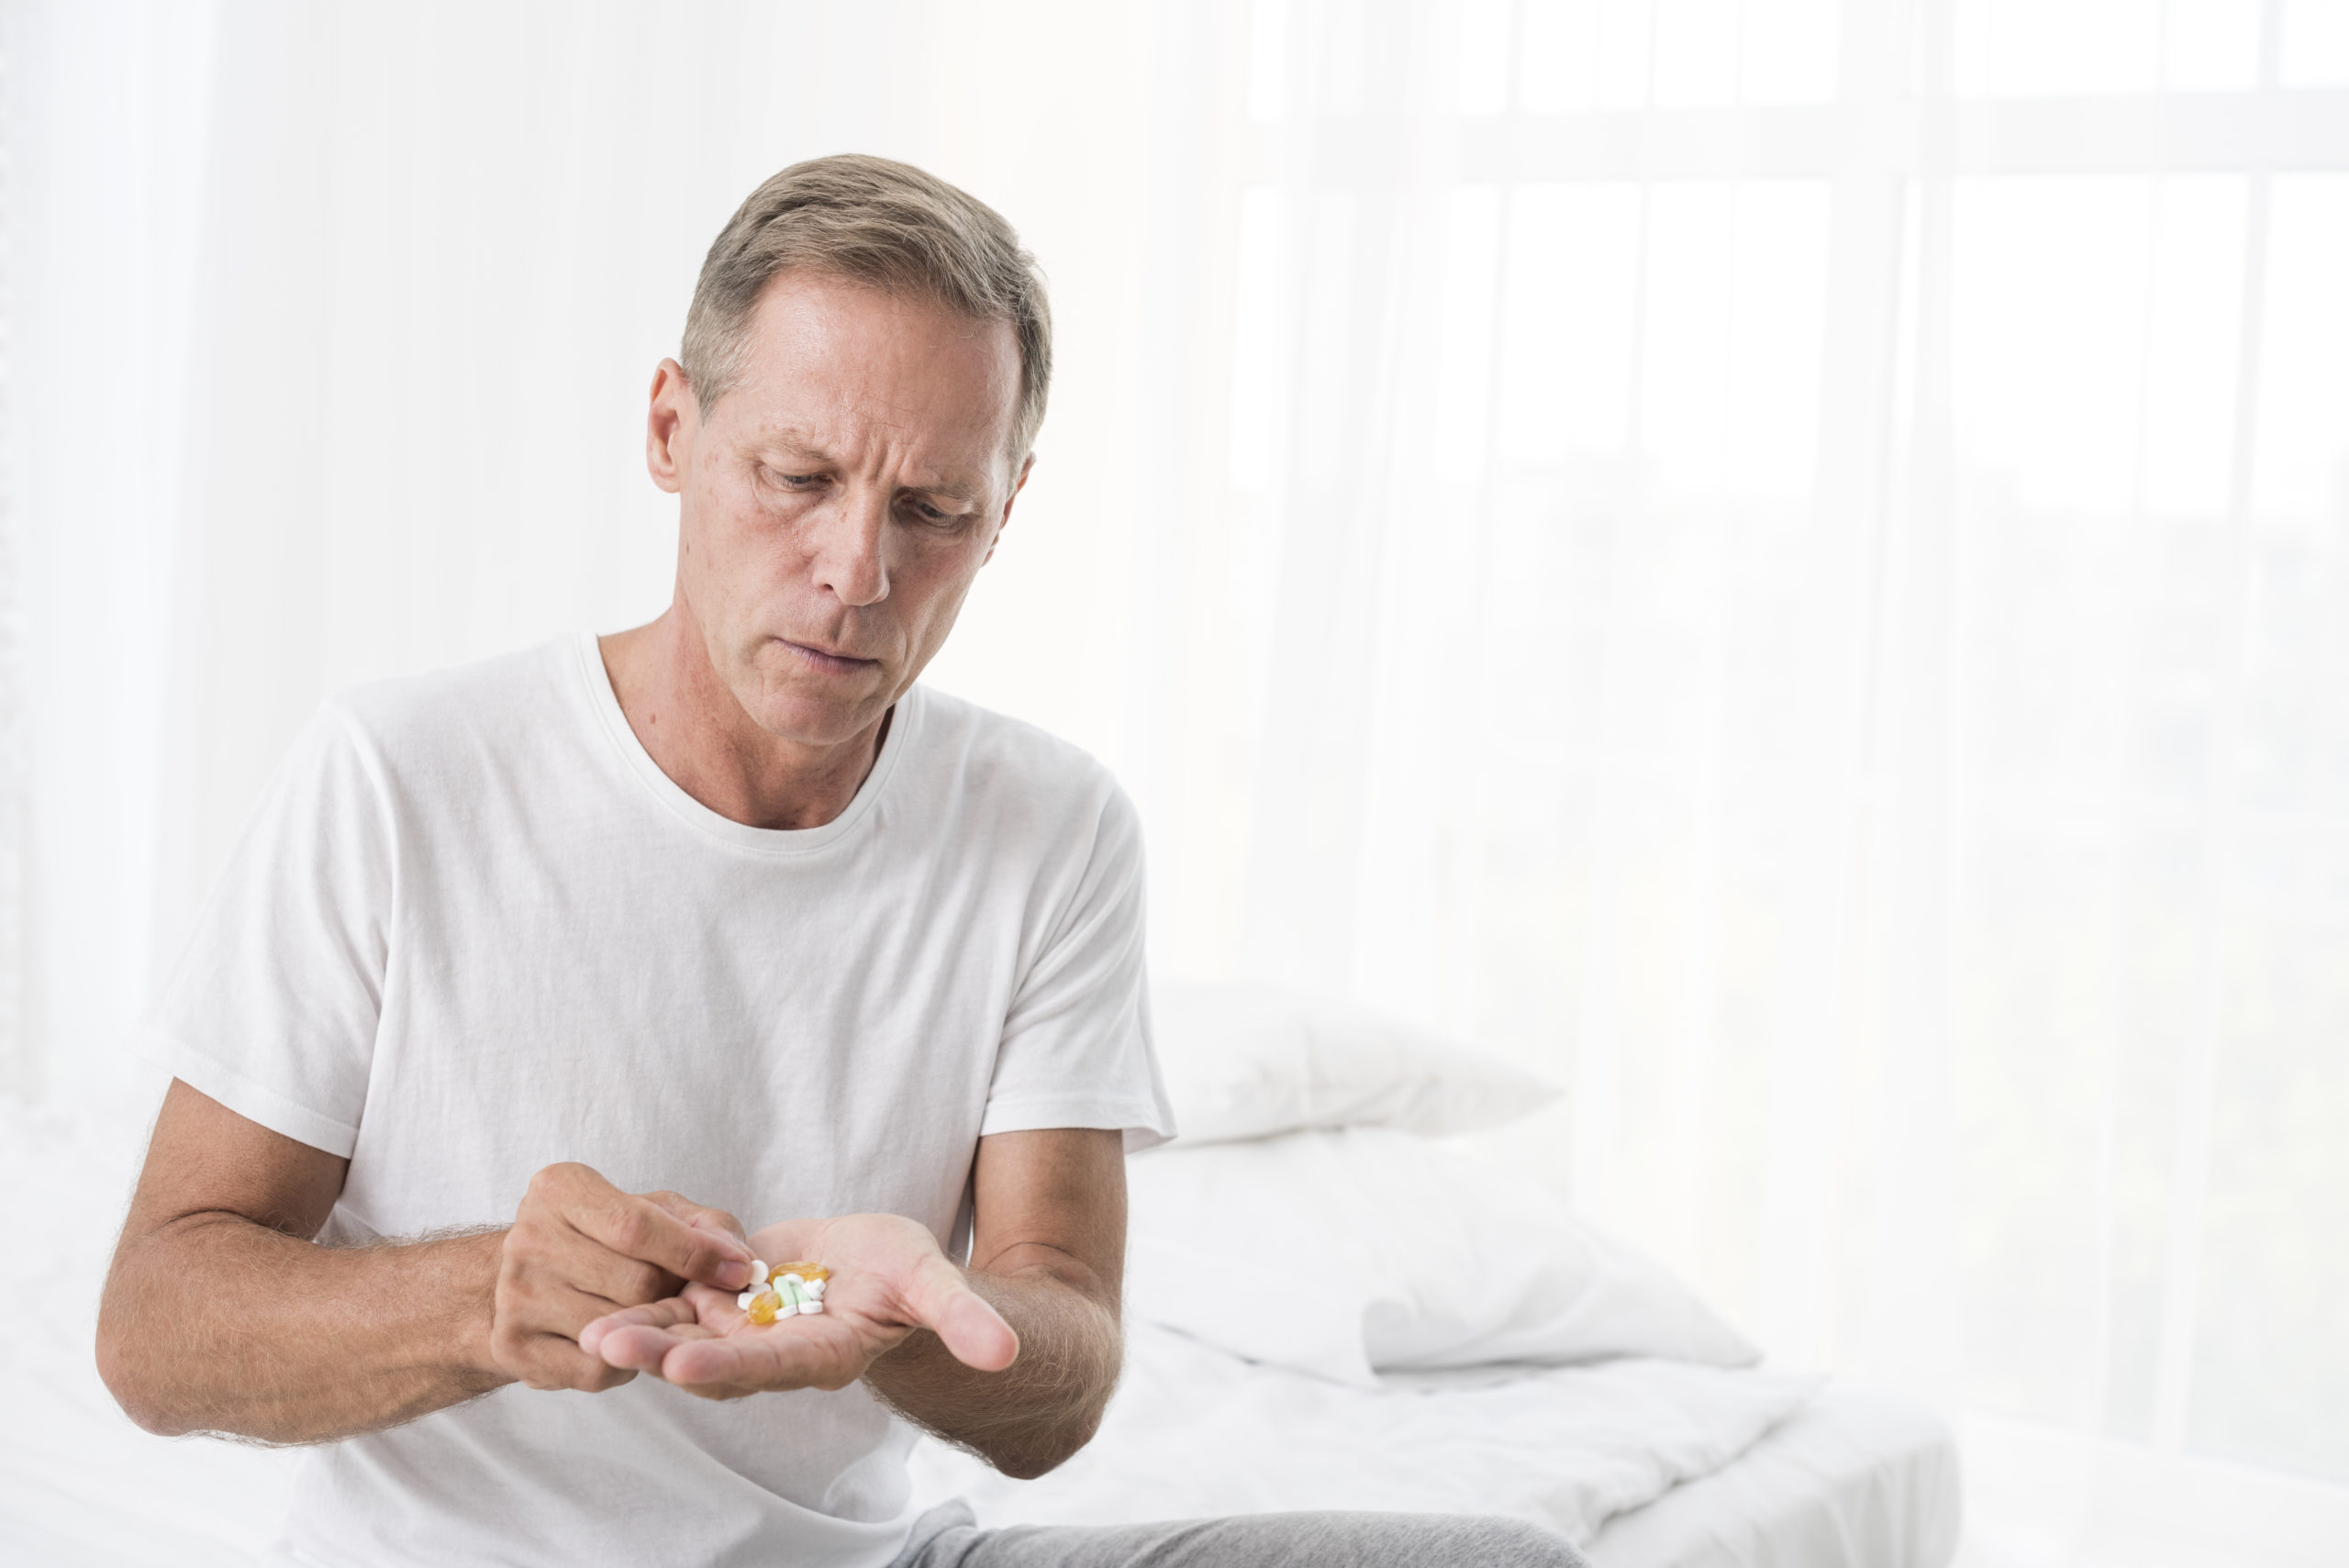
[597,608,890,832]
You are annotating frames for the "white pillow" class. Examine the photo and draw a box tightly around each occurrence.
[1123,1126,1759,1388]
[1150,979,1562,1144]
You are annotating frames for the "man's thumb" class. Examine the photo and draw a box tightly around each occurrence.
[925,1272,1019,1373]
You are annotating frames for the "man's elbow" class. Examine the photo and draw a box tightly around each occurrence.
[985,1405,1106,1481]
[95,1340,173,1436]
[95,1288,194,1437]
[104,1378,194,1439]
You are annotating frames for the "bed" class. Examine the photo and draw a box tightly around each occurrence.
[1586,1383,1960,1568]
[0,981,1963,1566]
[905,1320,1959,1568]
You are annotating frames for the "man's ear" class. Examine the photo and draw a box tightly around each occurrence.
[984,453,1034,566]
[646,359,697,495]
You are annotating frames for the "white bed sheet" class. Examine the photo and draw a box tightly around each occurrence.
[0,1104,1955,1568]
[1585,1383,1961,1568]
[0,1105,302,1566]
[908,1321,1829,1550]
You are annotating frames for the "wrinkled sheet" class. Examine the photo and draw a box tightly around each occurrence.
[0,1103,301,1566]
[1586,1384,1960,1568]
[4,1104,1919,1565]
[910,1323,1820,1548]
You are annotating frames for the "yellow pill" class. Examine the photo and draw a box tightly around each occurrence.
[747,1290,781,1326]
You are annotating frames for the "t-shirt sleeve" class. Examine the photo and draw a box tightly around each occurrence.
[981,781,1177,1153]
[136,702,394,1158]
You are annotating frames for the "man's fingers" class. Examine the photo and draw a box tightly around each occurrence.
[935,1291,1020,1373]
[595,1325,677,1373]
[565,1250,675,1311]
[572,1195,751,1290]
[504,1329,640,1394]
[595,1319,722,1373]
[578,1296,699,1359]
[498,1165,754,1398]
[646,1191,750,1245]
[660,1326,849,1392]
[902,1252,1019,1373]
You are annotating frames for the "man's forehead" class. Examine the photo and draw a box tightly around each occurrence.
[745,273,1019,388]
[718,277,1021,483]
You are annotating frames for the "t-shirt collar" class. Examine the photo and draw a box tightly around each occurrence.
[570,629,917,855]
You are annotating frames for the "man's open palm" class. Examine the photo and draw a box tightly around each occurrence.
[579,1213,1019,1400]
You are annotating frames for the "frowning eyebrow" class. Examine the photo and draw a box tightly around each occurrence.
[755,428,988,506]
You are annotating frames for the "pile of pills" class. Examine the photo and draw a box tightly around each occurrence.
[738,1260,829,1326]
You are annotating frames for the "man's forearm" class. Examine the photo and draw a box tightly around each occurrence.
[97,1215,510,1444]
[863,1259,1121,1479]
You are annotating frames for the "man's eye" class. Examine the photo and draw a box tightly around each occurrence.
[759,466,825,494]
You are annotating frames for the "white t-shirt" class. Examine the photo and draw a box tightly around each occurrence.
[140,632,1174,1568]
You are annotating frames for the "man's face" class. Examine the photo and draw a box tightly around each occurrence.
[652,271,1027,748]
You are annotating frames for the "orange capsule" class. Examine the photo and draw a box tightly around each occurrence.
[773,1261,830,1283]
[747,1290,781,1326]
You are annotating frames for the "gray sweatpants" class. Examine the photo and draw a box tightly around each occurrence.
[889,1500,1590,1568]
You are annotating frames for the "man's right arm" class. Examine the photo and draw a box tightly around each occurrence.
[96,1079,754,1445]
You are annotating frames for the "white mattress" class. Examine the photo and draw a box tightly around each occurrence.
[1585,1383,1961,1568]
[908,1321,1959,1568]
[0,1104,1958,1567]
[0,1106,303,1567]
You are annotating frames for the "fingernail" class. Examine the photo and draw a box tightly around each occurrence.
[715,1260,750,1289]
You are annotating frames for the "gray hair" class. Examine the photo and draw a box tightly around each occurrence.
[681,154,1052,462]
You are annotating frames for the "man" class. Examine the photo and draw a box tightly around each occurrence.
[98,155,1581,1568]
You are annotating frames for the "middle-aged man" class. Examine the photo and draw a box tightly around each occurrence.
[97,155,1585,1568]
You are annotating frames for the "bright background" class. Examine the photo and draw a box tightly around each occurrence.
[5,2,2347,1564]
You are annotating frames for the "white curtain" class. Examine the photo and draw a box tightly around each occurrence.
[6,2,2347,1562]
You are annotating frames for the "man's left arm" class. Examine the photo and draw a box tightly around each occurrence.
[863,1127,1125,1477]
[584,1127,1127,1479]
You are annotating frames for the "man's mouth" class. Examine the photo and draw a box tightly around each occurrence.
[777,637,882,676]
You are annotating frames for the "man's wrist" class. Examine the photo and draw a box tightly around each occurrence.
[444,1227,515,1389]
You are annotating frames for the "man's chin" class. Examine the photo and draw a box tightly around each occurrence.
[742,686,890,751]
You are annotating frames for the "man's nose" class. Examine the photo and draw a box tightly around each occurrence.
[809,488,891,607]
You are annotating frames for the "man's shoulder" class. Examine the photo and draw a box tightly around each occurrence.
[319,636,583,764]
[909,686,1132,824]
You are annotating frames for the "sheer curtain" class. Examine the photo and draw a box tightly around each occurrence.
[6,2,2346,1563]
[1174,5,2349,1562]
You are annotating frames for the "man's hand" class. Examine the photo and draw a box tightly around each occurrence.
[578,1129,1125,1481]
[491,1162,758,1393]
[96,1082,765,1442]
[580,1213,1018,1399]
